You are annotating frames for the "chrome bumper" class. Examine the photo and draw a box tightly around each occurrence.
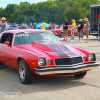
[34,63,99,75]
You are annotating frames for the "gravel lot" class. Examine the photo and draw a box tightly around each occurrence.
[0,35,100,100]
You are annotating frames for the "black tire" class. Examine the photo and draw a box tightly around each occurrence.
[59,32,64,38]
[18,59,34,84]
[74,71,87,77]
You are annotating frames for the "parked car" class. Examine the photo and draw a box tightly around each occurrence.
[7,27,16,30]
[48,25,78,38]
[0,29,99,84]
[48,25,88,38]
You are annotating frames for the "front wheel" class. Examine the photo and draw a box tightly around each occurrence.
[74,71,87,77]
[18,59,34,84]
[59,32,64,38]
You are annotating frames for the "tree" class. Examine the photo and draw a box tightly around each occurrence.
[5,4,17,22]
[64,2,87,24]
[0,7,5,18]
[2,0,100,24]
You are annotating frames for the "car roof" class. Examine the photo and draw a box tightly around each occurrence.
[3,29,46,34]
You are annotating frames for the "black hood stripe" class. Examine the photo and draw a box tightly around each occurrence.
[55,43,76,57]
[38,41,76,58]
[44,42,68,57]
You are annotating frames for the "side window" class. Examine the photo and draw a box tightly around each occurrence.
[0,33,13,45]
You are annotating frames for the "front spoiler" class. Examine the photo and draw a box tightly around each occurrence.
[34,63,99,75]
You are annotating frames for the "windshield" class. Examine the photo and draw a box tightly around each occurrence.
[13,31,60,45]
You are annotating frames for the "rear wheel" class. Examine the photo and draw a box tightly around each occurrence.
[74,71,87,77]
[59,32,64,38]
[18,59,34,84]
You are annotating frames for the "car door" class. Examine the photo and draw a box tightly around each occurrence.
[0,32,16,68]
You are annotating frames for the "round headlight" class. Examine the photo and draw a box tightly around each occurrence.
[89,54,95,61]
[38,58,46,66]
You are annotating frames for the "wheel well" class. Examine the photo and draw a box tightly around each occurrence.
[59,32,63,36]
[17,58,29,68]
[17,57,23,64]
[60,32,63,34]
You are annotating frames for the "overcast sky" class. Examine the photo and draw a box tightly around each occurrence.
[0,0,47,8]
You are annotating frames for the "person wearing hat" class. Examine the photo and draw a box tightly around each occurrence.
[63,18,69,41]
[0,17,7,33]
[77,19,84,42]
[84,18,90,43]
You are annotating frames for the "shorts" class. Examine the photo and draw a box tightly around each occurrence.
[63,29,68,35]
[78,32,83,38]
[86,31,89,37]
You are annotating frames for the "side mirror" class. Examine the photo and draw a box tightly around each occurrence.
[4,41,10,46]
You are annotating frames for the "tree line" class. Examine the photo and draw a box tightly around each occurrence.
[0,0,99,25]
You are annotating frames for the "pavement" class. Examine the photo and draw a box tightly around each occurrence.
[0,35,100,100]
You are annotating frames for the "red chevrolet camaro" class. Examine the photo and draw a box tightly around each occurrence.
[48,26,86,38]
[0,29,99,84]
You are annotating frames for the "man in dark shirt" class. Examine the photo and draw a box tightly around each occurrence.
[77,19,84,42]
[63,18,69,41]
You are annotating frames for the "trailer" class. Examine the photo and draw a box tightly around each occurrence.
[90,4,100,39]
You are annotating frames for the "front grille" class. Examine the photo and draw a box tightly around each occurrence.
[55,57,83,66]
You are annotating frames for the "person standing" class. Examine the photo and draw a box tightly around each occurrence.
[49,22,52,29]
[33,23,37,29]
[84,18,90,43]
[12,22,17,28]
[70,19,76,42]
[0,17,7,33]
[41,22,45,30]
[63,18,69,41]
[52,23,55,29]
[77,19,84,43]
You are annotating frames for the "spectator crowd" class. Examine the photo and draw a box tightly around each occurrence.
[0,16,90,43]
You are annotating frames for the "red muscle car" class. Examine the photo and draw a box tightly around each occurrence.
[48,26,87,38]
[0,29,99,84]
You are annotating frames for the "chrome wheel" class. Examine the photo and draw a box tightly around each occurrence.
[19,63,25,81]
[18,59,34,84]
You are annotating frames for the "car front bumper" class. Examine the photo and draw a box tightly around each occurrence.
[34,63,99,75]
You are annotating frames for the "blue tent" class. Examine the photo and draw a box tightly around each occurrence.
[36,22,49,29]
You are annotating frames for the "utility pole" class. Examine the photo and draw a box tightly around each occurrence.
[25,15,28,24]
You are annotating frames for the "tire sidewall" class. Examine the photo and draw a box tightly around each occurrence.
[18,59,33,84]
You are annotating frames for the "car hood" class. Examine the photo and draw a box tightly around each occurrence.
[15,41,86,58]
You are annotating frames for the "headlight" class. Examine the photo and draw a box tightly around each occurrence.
[38,58,46,67]
[89,53,96,61]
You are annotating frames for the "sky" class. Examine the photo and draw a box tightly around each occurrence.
[0,0,47,8]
